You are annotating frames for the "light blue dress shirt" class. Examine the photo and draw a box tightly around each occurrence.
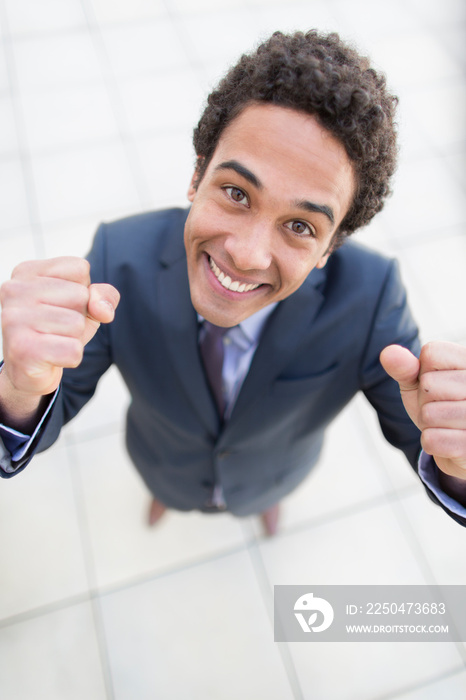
[198,303,277,421]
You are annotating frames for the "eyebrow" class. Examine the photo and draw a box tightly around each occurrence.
[215,159,335,227]
[215,160,263,189]
[294,199,335,226]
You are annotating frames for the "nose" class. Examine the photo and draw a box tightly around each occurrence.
[223,219,273,271]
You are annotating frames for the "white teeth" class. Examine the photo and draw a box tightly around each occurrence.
[209,257,260,293]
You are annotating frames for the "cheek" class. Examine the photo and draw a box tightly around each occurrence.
[186,203,220,243]
[279,253,319,291]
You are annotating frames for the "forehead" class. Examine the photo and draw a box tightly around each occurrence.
[208,103,356,219]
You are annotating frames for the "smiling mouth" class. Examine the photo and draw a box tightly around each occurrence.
[209,256,262,293]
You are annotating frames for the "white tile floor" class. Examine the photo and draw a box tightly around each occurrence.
[0,0,465,698]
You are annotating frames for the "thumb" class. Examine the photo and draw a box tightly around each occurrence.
[87,283,120,324]
[379,344,420,391]
[83,283,120,346]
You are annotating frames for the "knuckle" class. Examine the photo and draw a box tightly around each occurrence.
[420,429,435,455]
[75,258,90,282]
[0,281,7,304]
[420,402,434,426]
[60,336,84,368]
[0,302,12,321]
[0,279,16,304]
[422,428,464,461]
[11,259,41,281]
[1,306,18,333]
[72,313,87,337]
[73,284,90,311]
[419,342,434,366]
[7,331,34,365]
[419,373,432,394]
[67,339,84,368]
[11,260,30,279]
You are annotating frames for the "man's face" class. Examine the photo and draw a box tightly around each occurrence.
[184,103,356,327]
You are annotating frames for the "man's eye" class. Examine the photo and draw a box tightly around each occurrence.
[224,186,248,204]
[285,220,314,237]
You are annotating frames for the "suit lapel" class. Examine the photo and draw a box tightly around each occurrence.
[156,212,220,434]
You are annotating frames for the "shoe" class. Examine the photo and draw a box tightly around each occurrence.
[148,497,167,526]
[260,503,280,536]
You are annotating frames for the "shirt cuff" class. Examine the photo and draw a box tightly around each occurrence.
[418,450,466,518]
[0,387,59,474]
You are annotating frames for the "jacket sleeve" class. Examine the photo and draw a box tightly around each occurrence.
[359,258,466,527]
[359,258,422,466]
[0,224,114,477]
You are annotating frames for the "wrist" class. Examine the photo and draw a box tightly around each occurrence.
[0,364,48,430]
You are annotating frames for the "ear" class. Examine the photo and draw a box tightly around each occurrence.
[187,156,205,202]
[316,231,340,268]
[187,172,197,202]
[315,252,331,269]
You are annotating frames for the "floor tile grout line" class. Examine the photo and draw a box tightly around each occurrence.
[4,487,414,628]
[0,6,198,42]
[161,0,212,81]
[66,433,116,700]
[1,133,141,163]
[78,536,257,600]
[0,122,463,167]
[0,537,255,630]
[260,486,421,546]
[78,0,218,212]
[0,2,46,259]
[389,498,466,666]
[79,0,154,210]
[246,541,306,700]
[373,663,466,700]
[0,486,427,629]
[353,404,447,580]
[0,204,152,240]
[0,591,92,631]
[1,19,92,43]
[354,403,466,665]
[87,596,116,700]
[351,398,423,494]
[1,489,422,631]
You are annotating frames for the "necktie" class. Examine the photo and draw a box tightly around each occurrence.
[199,321,229,416]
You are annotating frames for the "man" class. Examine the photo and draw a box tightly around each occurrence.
[1,30,466,534]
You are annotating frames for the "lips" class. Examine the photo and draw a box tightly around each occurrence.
[208,256,262,293]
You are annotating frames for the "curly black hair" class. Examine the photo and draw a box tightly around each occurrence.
[193,30,398,247]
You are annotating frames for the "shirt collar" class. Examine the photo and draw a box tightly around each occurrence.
[197,302,277,346]
[238,303,277,344]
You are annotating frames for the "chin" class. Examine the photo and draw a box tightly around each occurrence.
[201,308,239,328]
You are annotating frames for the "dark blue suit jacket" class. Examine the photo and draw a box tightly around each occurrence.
[17,206,432,518]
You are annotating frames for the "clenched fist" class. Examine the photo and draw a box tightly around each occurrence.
[381,342,466,482]
[0,257,119,428]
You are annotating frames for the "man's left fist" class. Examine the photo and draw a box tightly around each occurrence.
[380,341,466,480]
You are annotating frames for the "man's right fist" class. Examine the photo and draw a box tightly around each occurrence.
[0,257,120,400]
